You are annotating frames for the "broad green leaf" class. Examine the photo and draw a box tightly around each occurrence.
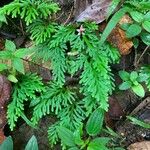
[0,63,8,71]
[106,0,121,19]
[144,12,150,21]
[13,58,25,74]
[5,40,16,52]
[130,11,144,23]
[57,126,76,147]
[132,84,145,97]
[0,136,13,150]
[73,128,84,146]
[25,135,38,150]
[119,82,131,90]
[133,81,139,86]
[130,71,138,81]
[133,38,139,49]
[7,74,18,83]
[142,21,150,33]
[141,32,150,45]
[126,24,142,38]
[127,116,150,129]
[138,73,148,82]
[14,48,35,58]
[119,71,130,81]
[100,7,130,45]
[0,51,12,59]
[120,23,131,31]
[87,138,110,150]
[86,108,104,136]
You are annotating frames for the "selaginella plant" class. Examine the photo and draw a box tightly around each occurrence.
[0,0,136,149]
[56,108,124,150]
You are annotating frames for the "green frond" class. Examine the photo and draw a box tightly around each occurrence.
[48,122,59,148]
[27,20,57,44]
[0,0,60,25]
[7,73,45,131]
[31,82,76,125]
[57,102,86,129]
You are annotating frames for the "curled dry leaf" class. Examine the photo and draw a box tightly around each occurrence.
[0,75,11,143]
[76,0,112,24]
[105,97,125,128]
[128,141,150,150]
[100,15,133,55]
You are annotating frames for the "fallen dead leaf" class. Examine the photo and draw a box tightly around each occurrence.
[128,141,150,150]
[100,15,133,55]
[76,0,111,24]
[0,75,11,143]
[105,97,125,128]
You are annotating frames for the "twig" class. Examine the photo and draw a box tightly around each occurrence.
[135,45,150,67]
[20,20,25,36]
[63,6,74,25]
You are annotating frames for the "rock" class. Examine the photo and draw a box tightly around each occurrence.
[128,141,150,150]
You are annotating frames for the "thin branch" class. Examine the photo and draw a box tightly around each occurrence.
[135,46,150,67]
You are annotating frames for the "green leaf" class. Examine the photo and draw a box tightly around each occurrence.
[0,136,13,150]
[57,126,76,147]
[86,108,104,136]
[14,48,34,58]
[73,128,84,146]
[129,11,144,23]
[144,12,150,21]
[127,116,150,129]
[87,138,110,150]
[130,71,138,81]
[141,32,150,45]
[0,14,7,23]
[7,74,18,83]
[132,84,145,97]
[25,135,38,150]
[0,63,8,71]
[142,21,150,33]
[106,0,121,19]
[119,82,131,90]
[5,40,16,52]
[120,23,131,31]
[138,73,148,82]
[119,71,130,81]
[13,58,25,74]
[0,51,12,59]
[68,147,80,150]
[133,38,139,49]
[100,7,129,44]
[126,24,142,38]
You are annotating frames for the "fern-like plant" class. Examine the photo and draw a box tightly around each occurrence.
[7,73,45,130]
[0,1,121,149]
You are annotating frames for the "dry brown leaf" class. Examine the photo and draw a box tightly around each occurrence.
[100,15,133,55]
[0,75,11,143]
[0,129,5,144]
[108,26,133,55]
[76,0,111,24]
[105,97,125,128]
[128,141,150,150]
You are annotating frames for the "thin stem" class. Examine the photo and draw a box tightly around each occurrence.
[135,45,150,68]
